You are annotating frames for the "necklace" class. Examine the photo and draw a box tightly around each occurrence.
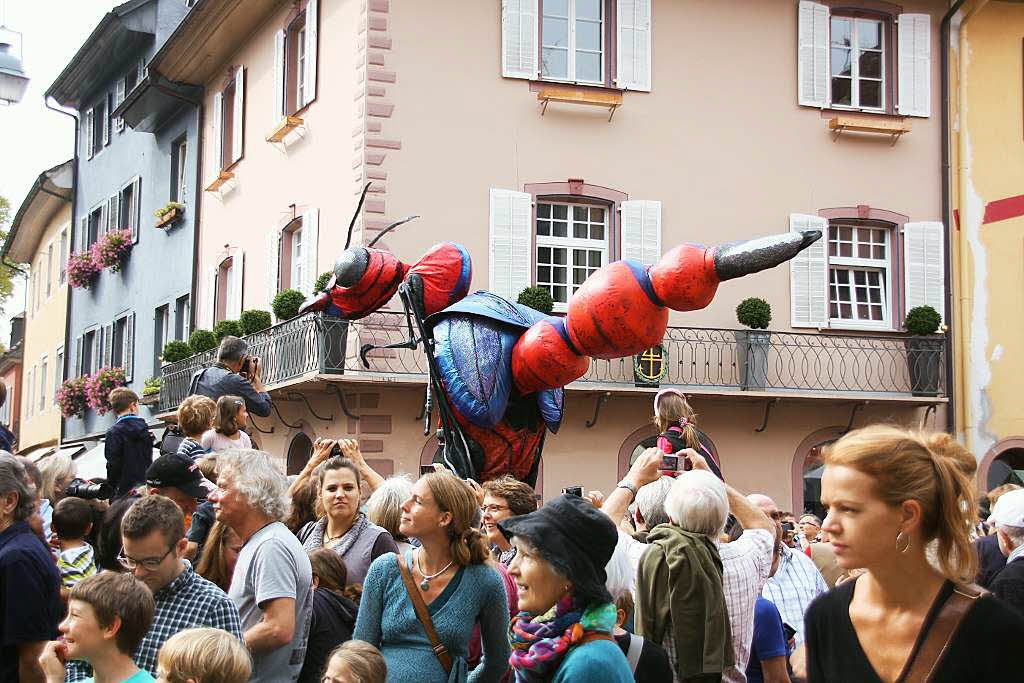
[415,548,454,591]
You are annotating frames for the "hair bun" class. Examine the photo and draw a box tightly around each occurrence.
[925,432,976,478]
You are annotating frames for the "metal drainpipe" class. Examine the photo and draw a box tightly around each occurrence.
[44,96,78,445]
[940,0,967,434]
[956,0,989,451]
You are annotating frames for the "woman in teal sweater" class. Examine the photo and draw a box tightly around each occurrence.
[498,494,633,682]
[353,471,511,682]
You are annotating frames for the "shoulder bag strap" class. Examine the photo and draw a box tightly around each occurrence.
[395,554,453,675]
[902,583,987,683]
[626,633,645,673]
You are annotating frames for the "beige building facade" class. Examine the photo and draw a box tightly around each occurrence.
[154,0,951,513]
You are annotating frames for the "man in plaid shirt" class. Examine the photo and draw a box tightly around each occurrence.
[120,494,243,675]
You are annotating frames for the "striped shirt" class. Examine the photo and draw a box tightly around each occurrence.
[57,543,96,589]
[718,528,774,683]
[761,544,828,646]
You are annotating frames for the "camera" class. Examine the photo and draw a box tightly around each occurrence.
[660,455,679,471]
[330,443,343,458]
[562,486,583,497]
[240,355,260,378]
[781,521,796,532]
[64,478,112,501]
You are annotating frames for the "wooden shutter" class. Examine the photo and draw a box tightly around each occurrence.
[115,78,125,133]
[101,102,110,147]
[131,177,141,242]
[616,0,652,92]
[903,221,945,321]
[84,109,94,159]
[229,248,245,319]
[797,1,829,108]
[488,188,532,300]
[124,313,135,381]
[212,92,224,172]
[108,195,120,233]
[202,266,217,329]
[302,208,320,296]
[102,323,113,367]
[265,228,281,309]
[789,213,829,328]
[273,29,286,121]
[501,0,538,79]
[898,14,931,117]
[79,216,88,252]
[232,66,245,164]
[75,336,83,377]
[99,202,108,239]
[304,0,318,107]
[620,200,661,265]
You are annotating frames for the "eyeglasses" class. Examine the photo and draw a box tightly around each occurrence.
[117,546,174,570]
[480,504,509,515]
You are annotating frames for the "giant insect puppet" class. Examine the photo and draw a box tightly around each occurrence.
[302,186,821,487]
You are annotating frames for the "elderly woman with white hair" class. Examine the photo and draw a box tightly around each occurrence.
[209,449,314,683]
[38,453,77,539]
[634,462,734,683]
[366,475,415,555]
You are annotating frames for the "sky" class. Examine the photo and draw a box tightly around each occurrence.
[0,0,117,344]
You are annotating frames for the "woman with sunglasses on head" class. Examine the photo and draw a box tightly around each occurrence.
[201,396,252,452]
[653,389,723,480]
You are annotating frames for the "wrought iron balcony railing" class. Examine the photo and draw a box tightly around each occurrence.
[159,313,946,413]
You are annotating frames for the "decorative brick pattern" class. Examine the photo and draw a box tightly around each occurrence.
[359,415,392,434]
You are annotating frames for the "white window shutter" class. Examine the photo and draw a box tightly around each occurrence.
[620,200,661,265]
[501,0,538,79]
[903,221,945,322]
[202,267,217,329]
[488,188,532,300]
[103,323,113,367]
[125,313,135,381]
[304,0,318,107]
[131,178,141,242]
[102,103,110,147]
[616,0,652,92]
[99,202,108,238]
[85,110,94,159]
[789,213,829,328]
[303,208,320,296]
[229,248,245,319]
[898,14,931,117]
[273,30,286,122]
[79,217,88,252]
[75,336,83,377]
[108,195,119,233]
[212,92,224,171]
[115,79,125,133]
[265,229,281,309]
[797,1,829,108]
[232,66,245,164]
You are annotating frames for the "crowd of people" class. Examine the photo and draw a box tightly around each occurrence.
[3,337,1024,682]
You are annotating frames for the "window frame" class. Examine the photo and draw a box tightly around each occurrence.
[59,226,69,284]
[170,137,188,204]
[55,345,64,401]
[45,241,54,299]
[285,11,308,115]
[174,295,190,341]
[119,176,141,238]
[154,303,170,374]
[534,200,610,311]
[220,77,237,170]
[38,355,47,413]
[215,256,235,323]
[820,3,900,116]
[92,99,108,154]
[539,0,613,87]
[827,221,893,329]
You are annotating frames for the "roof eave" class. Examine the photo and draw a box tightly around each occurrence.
[3,160,74,263]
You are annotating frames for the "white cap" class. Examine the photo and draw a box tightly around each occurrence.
[989,489,1024,528]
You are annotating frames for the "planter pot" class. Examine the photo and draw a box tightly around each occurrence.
[906,337,943,397]
[139,393,160,406]
[322,317,349,374]
[736,329,771,391]
[155,207,183,229]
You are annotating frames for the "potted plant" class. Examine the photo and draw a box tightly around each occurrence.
[140,377,161,406]
[904,305,943,396]
[188,329,218,354]
[85,367,127,416]
[161,340,193,364]
[517,286,555,315]
[213,319,244,341]
[272,289,306,321]
[66,251,100,289]
[313,271,333,296]
[735,297,772,391]
[92,229,133,272]
[57,377,89,418]
[240,309,273,335]
[154,202,185,229]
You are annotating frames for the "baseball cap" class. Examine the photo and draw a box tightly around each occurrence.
[989,489,1024,528]
[146,453,216,499]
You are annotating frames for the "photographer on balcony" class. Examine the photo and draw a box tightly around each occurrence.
[189,336,272,419]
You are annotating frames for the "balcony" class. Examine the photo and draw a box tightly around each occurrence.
[159,313,946,414]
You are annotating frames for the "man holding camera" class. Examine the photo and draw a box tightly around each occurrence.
[189,336,272,418]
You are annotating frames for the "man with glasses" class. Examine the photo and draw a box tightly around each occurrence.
[120,495,242,676]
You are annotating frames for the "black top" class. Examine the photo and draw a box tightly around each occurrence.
[297,588,358,683]
[104,415,155,498]
[190,363,272,418]
[974,534,1006,588]
[613,632,673,683]
[804,576,1024,682]
[991,557,1024,618]
[187,501,217,562]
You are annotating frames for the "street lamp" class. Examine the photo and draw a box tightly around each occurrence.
[0,0,28,105]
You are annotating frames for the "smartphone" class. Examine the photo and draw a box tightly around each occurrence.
[420,464,436,476]
[660,454,679,471]
[782,622,797,643]
[782,521,796,532]
[562,486,583,497]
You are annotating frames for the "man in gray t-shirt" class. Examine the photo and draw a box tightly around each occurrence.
[212,451,313,683]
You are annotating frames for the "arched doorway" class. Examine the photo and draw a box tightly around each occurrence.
[791,427,845,518]
[286,432,313,476]
[617,424,720,480]
[986,447,1024,490]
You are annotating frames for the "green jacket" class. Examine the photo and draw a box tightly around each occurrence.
[635,524,734,681]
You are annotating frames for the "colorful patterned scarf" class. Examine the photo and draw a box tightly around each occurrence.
[508,595,617,682]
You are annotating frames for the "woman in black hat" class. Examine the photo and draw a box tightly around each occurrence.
[498,494,632,682]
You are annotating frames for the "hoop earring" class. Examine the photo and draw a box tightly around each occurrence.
[895,531,911,553]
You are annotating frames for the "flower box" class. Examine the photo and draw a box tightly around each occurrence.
[155,206,183,229]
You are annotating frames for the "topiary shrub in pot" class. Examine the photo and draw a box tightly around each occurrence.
[240,309,273,335]
[213,319,244,341]
[517,286,555,315]
[905,305,943,397]
[188,329,218,354]
[273,289,306,321]
[313,271,333,296]
[161,340,193,364]
[735,297,772,391]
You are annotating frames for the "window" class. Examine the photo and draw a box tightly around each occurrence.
[827,222,892,328]
[175,295,190,341]
[830,15,884,110]
[25,366,34,418]
[541,0,604,84]
[29,269,36,317]
[39,357,47,412]
[214,67,244,171]
[112,316,127,367]
[285,225,304,291]
[125,64,139,97]
[119,180,138,236]
[46,242,53,298]
[216,257,236,323]
[535,202,608,308]
[287,14,308,113]
[55,346,64,400]
[81,330,96,376]
[154,304,169,374]
[91,99,107,154]
[170,137,187,203]
[59,227,68,284]
[0,383,9,425]
[87,206,103,249]
[275,1,318,119]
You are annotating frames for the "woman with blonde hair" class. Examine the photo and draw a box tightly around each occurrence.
[201,395,252,451]
[321,640,387,683]
[652,389,722,479]
[354,470,511,682]
[155,627,252,683]
[804,425,1024,682]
